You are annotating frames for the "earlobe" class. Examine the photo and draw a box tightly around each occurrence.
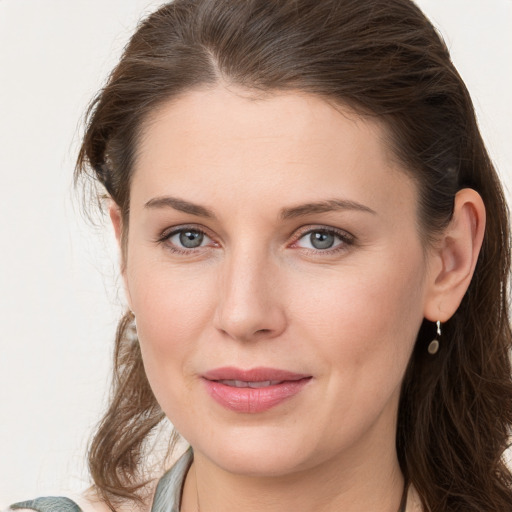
[424,188,486,322]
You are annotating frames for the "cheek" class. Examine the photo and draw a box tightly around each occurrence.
[128,252,216,335]
[126,257,218,399]
[289,250,426,385]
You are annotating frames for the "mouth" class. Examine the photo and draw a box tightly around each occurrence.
[202,367,312,413]
[214,379,286,388]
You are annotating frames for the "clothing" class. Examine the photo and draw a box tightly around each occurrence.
[7,449,423,512]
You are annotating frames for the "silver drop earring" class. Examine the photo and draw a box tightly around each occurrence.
[428,321,441,355]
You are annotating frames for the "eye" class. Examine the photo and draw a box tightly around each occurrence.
[158,227,215,253]
[294,228,353,252]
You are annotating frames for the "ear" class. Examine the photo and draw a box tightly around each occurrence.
[423,188,486,322]
[109,200,123,248]
[108,201,133,311]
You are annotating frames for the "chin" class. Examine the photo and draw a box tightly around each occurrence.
[188,424,325,477]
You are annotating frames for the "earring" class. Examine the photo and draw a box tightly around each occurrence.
[427,321,441,355]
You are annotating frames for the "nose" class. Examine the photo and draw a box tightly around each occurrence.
[213,249,287,342]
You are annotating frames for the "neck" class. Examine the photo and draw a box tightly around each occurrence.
[181,431,404,512]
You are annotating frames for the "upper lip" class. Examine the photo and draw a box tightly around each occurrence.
[202,366,311,382]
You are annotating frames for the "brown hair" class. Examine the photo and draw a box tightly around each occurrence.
[76,1,512,510]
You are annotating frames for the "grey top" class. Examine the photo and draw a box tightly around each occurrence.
[8,449,194,512]
[150,448,193,512]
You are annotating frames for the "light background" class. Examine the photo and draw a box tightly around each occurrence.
[1,0,511,506]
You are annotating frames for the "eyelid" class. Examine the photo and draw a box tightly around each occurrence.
[158,223,208,240]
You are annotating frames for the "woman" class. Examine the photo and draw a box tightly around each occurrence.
[7,0,512,511]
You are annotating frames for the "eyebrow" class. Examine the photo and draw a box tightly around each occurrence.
[143,196,376,219]
[280,199,376,219]
[144,196,216,218]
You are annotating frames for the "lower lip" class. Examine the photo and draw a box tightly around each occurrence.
[203,378,311,413]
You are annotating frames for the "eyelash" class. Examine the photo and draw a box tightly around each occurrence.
[156,225,355,256]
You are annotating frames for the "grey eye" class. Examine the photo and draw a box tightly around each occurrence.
[178,230,204,248]
[309,231,335,249]
[295,229,347,251]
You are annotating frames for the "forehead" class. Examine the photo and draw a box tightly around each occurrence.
[138,86,393,165]
[132,86,416,219]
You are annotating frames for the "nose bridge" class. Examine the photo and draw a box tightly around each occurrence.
[214,241,286,341]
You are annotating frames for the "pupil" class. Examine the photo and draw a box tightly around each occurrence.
[179,230,203,248]
[310,231,334,249]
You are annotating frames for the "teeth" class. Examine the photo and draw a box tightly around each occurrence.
[217,379,282,388]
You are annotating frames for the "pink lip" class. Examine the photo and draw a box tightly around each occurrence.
[202,366,312,413]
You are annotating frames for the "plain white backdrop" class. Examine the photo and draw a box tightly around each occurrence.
[0,0,511,507]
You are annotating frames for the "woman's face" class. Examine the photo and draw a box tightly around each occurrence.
[121,86,436,476]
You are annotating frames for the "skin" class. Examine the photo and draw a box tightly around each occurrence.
[110,86,485,512]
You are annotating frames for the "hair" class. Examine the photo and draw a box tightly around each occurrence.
[76,1,512,510]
